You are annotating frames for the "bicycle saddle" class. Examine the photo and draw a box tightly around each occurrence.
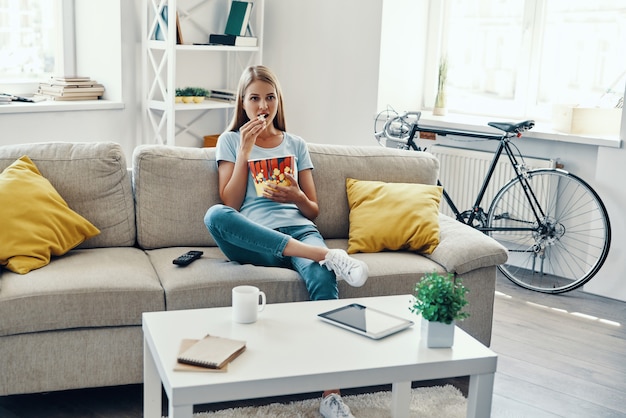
[488,120,535,134]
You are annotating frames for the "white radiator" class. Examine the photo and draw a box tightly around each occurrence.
[429,145,557,218]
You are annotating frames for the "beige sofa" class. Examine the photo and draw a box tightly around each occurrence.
[0,141,507,396]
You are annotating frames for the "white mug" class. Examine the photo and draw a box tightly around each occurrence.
[232,285,266,324]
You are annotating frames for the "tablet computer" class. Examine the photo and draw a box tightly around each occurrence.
[318,303,414,339]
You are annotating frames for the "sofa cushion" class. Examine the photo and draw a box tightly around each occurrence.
[147,241,443,312]
[307,144,440,239]
[145,247,308,311]
[133,145,219,249]
[345,178,442,254]
[425,214,509,274]
[0,248,164,337]
[0,142,136,248]
[0,156,101,274]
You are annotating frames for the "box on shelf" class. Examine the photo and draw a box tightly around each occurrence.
[552,104,621,136]
[203,135,220,147]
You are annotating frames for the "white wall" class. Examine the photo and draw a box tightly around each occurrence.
[262,0,383,146]
[75,1,123,103]
[585,89,626,300]
[377,0,429,113]
[0,0,624,302]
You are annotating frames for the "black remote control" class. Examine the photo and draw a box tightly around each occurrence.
[173,250,203,266]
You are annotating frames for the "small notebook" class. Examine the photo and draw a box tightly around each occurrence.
[177,335,246,370]
[174,339,228,372]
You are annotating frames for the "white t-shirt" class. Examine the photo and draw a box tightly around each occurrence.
[215,131,315,229]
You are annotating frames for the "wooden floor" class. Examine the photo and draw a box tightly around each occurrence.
[490,274,626,417]
[1,272,624,417]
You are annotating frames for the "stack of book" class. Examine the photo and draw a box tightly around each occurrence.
[209,89,237,102]
[36,76,105,101]
[208,33,257,47]
[208,1,257,47]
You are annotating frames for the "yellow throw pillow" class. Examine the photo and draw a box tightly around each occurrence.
[346,178,443,254]
[0,156,100,274]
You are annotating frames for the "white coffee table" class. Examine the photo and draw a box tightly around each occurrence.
[143,295,497,418]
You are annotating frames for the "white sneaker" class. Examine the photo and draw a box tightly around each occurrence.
[320,393,354,418]
[320,249,368,287]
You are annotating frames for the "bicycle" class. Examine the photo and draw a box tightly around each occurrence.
[373,109,611,294]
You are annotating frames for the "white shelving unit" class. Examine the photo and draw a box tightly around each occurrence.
[142,0,264,145]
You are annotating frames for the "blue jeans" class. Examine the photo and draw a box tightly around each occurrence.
[204,204,338,300]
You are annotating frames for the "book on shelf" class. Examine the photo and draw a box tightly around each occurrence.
[176,335,246,370]
[154,6,167,41]
[248,155,295,197]
[38,91,102,98]
[34,94,100,101]
[208,34,257,47]
[225,1,253,37]
[46,80,100,87]
[210,88,236,97]
[209,96,236,103]
[176,11,184,44]
[46,76,101,87]
[38,84,105,96]
[209,88,237,102]
[153,6,184,44]
[51,75,91,82]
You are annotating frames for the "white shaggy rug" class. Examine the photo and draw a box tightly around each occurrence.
[190,385,466,418]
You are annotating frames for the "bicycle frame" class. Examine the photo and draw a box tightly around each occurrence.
[381,112,611,293]
[403,122,546,233]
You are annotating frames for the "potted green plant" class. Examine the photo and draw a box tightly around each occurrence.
[191,87,209,103]
[433,56,448,116]
[176,87,194,103]
[175,88,185,103]
[410,271,469,347]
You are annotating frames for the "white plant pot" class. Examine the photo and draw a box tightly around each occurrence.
[432,106,448,116]
[421,317,455,348]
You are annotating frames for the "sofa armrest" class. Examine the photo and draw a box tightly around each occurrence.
[424,214,509,275]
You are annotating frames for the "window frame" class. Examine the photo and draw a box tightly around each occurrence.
[59,0,76,77]
[0,0,124,114]
[0,0,75,95]
[425,0,625,124]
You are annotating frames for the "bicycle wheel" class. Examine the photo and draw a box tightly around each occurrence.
[486,169,611,294]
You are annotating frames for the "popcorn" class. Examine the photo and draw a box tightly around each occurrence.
[248,156,294,197]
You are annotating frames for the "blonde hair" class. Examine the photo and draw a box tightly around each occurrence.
[227,65,286,132]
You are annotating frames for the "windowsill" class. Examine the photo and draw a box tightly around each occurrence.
[418,111,622,149]
[0,99,125,114]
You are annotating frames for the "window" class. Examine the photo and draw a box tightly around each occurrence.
[433,0,626,121]
[0,0,73,94]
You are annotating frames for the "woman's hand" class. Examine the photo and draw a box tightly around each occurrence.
[238,117,266,156]
[261,169,319,220]
[262,172,303,204]
[220,117,266,209]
